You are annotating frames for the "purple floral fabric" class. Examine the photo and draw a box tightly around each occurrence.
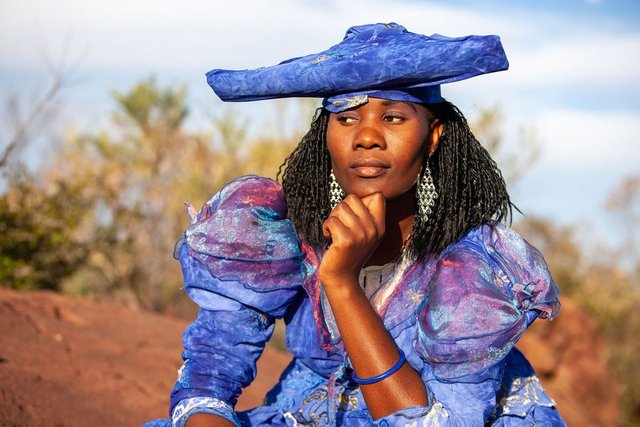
[146,175,564,426]
[417,225,560,379]
[183,175,304,316]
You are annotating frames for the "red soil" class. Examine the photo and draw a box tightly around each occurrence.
[0,289,619,426]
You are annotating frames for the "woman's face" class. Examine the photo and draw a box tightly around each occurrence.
[326,98,439,201]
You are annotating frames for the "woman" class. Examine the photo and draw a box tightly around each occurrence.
[149,23,565,426]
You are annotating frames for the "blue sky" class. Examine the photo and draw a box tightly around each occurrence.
[1,0,639,247]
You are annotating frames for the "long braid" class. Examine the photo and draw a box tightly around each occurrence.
[405,101,512,258]
[279,108,332,247]
[280,101,512,259]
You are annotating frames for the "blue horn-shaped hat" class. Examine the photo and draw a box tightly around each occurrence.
[206,23,508,112]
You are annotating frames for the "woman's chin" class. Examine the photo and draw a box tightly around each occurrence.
[344,183,386,199]
[346,185,415,202]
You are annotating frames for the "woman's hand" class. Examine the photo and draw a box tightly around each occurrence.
[317,192,428,418]
[318,191,428,419]
[318,193,386,285]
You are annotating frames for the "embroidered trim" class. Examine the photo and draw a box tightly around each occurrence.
[283,412,301,426]
[282,382,360,426]
[172,396,234,426]
[328,95,368,110]
[422,402,449,426]
[496,375,557,417]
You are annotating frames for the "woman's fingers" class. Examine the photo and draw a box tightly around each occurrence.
[320,193,386,281]
[361,193,386,236]
[322,215,352,241]
[326,194,386,243]
[340,195,381,240]
[324,199,371,246]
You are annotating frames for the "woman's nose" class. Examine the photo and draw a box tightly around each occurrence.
[353,123,386,149]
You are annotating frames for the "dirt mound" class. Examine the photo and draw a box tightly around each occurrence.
[0,289,619,426]
[517,298,621,426]
[0,289,290,427]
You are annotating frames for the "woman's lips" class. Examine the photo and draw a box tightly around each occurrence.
[350,159,389,178]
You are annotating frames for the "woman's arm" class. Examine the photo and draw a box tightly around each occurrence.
[319,193,428,419]
[170,176,304,426]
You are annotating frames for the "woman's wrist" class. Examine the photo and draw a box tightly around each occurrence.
[351,348,406,385]
[318,270,362,294]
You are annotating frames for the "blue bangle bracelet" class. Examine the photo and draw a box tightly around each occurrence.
[351,348,406,385]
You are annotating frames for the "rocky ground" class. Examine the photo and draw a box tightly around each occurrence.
[0,289,620,426]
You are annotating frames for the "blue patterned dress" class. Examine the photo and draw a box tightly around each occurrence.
[146,175,565,426]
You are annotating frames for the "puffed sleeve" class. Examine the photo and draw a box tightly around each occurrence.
[168,176,305,426]
[372,223,562,426]
[417,223,560,380]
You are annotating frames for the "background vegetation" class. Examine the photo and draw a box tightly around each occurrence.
[1,77,638,425]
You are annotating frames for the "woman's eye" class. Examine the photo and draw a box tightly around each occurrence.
[336,115,357,124]
[383,114,405,123]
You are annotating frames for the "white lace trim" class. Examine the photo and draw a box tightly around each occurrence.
[283,412,301,426]
[172,396,233,426]
[416,402,449,427]
[498,375,557,416]
[396,402,448,427]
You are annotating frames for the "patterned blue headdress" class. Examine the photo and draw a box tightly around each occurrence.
[206,23,508,112]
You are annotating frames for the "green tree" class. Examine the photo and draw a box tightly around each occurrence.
[0,78,299,315]
[0,172,90,290]
[54,78,235,312]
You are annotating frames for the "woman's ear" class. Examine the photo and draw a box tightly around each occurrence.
[428,120,444,156]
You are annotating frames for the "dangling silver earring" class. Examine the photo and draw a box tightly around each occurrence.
[329,170,345,209]
[417,164,437,222]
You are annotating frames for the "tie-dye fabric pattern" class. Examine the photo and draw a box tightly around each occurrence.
[145,176,565,427]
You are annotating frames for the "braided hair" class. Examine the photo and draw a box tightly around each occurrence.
[278,100,512,260]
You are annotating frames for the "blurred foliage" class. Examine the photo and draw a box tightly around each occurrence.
[0,170,90,290]
[0,61,69,171]
[515,207,640,426]
[1,78,639,423]
[474,107,640,425]
[470,105,540,186]
[0,77,297,315]
[606,175,640,273]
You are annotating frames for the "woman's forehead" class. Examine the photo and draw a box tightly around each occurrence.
[334,97,431,117]
[322,88,440,113]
